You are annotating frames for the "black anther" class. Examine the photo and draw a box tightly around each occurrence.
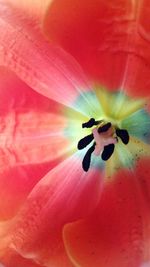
[116,129,129,145]
[77,134,94,150]
[98,122,111,133]
[82,143,96,172]
[101,144,115,161]
[82,118,101,128]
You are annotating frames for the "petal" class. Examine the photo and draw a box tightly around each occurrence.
[0,230,73,267]
[64,157,150,267]
[7,154,103,266]
[44,0,150,98]
[0,163,53,221]
[0,1,91,111]
[0,67,70,169]
[0,67,71,221]
[6,0,50,21]
[1,249,43,267]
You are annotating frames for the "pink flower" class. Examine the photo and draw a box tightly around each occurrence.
[0,0,150,267]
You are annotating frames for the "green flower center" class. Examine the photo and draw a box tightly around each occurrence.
[64,87,150,177]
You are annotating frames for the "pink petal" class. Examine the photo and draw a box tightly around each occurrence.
[64,157,150,267]
[0,1,91,110]
[44,0,150,98]
[5,154,103,266]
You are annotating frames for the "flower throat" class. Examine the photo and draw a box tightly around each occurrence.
[77,118,129,172]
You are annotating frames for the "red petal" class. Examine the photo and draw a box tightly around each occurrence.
[0,163,54,221]
[44,0,150,98]
[1,248,43,267]
[0,67,70,221]
[0,67,70,169]
[0,230,73,267]
[64,157,150,267]
[6,0,50,22]
[6,154,103,266]
[0,1,91,109]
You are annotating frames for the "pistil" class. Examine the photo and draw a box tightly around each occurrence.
[92,127,117,156]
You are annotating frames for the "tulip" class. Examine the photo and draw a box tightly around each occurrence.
[0,0,150,267]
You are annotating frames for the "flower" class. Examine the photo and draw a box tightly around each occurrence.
[0,0,150,267]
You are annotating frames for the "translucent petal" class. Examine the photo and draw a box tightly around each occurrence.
[5,153,103,266]
[0,1,91,111]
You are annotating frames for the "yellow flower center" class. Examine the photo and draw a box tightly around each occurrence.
[64,87,150,176]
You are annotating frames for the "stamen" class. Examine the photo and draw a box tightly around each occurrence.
[78,118,130,172]
[101,144,115,161]
[116,129,129,144]
[82,142,96,172]
[77,133,94,150]
[92,127,117,156]
[82,118,101,128]
[98,122,111,133]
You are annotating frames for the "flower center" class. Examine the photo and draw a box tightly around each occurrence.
[77,118,129,172]
[64,87,150,175]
